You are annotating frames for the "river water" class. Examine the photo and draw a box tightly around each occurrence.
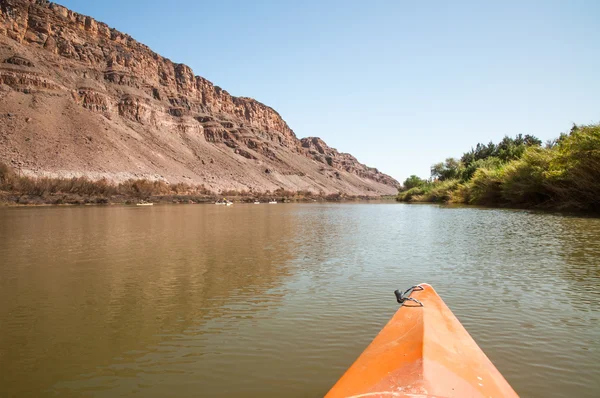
[0,203,598,397]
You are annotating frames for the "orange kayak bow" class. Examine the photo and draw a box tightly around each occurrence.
[326,283,518,398]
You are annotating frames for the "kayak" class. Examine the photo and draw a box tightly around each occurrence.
[325,283,518,398]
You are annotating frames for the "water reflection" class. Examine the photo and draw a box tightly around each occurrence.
[0,205,297,397]
[0,204,599,398]
[554,214,600,296]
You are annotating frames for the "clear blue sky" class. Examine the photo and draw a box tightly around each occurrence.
[58,0,600,182]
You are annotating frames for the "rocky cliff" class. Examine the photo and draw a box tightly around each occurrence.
[0,0,399,195]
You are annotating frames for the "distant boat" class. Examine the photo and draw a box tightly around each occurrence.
[136,200,153,206]
[268,200,277,204]
[254,201,260,204]
[215,199,233,206]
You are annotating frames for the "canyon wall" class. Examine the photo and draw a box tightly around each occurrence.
[0,0,399,194]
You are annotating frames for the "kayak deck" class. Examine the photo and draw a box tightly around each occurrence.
[326,283,518,398]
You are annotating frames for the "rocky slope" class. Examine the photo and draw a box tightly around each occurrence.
[0,0,399,195]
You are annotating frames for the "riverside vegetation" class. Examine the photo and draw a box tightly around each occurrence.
[397,123,600,212]
[0,162,365,205]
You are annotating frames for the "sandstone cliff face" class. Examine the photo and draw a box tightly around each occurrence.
[0,0,399,195]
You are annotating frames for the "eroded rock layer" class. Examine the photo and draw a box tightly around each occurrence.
[0,0,399,194]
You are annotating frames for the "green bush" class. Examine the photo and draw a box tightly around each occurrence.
[461,157,504,181]
[545,124,600,211]
[449,182,472,203]
[424,179,460,202]
[431,158,463,181]
[401,175,427,190]
[399,123,599,212]
[500,147,553,207]
[397,186,427,201]
[468,167,504,205]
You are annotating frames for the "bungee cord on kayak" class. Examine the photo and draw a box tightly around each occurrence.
[394,285,424,307]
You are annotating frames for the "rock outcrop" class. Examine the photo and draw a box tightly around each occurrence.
[0,0,399,195]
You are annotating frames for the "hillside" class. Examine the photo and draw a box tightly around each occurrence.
[0,0,399,195]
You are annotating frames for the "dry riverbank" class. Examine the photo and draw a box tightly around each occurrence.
[0,162,384,206]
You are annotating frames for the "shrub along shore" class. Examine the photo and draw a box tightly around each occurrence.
[0,163,377,205]
[397,123,600,213]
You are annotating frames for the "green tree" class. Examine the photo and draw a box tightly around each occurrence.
[431,158,463,181]
[461,141,496,166]
[402,175,426,190]
[461,157,504,181]
[461,135,541,166]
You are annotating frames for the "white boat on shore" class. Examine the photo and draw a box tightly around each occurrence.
[254,201,260,204]
[215,199,233,206]
[268,200,277,204]
[136,201,153,206]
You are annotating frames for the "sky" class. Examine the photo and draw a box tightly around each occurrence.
[57,0,600,182]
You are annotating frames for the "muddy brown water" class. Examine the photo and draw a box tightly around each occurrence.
[0,203,599,397]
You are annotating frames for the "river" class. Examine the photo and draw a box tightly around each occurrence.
[0,203,599,397]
